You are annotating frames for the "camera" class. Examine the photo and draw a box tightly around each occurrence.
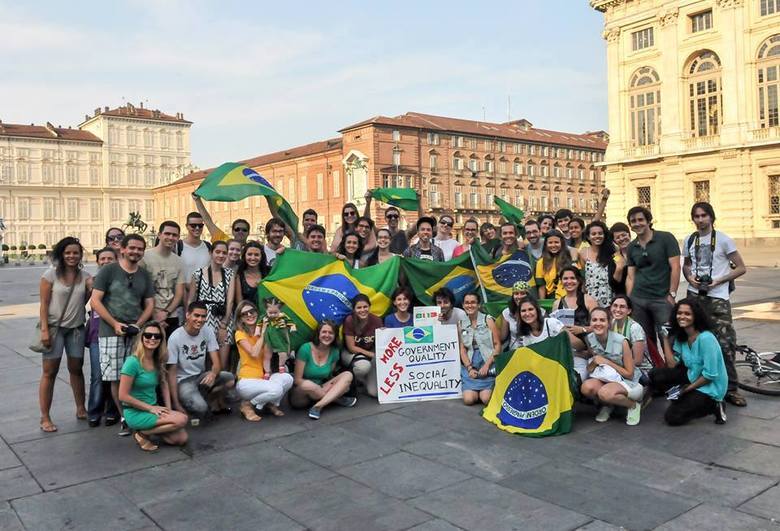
[695,274,712,296]
[122,324,140,337]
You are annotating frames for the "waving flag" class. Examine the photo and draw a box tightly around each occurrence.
[401,252,477,306]
[469,245,532,317]
[257,250,400,349]
[494,196,525,225]
[483,333,576,437]
[371,187,419,211]
[194,162,299,233]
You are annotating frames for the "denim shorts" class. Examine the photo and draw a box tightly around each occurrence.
[43,326,86,360]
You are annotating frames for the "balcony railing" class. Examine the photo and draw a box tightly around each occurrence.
[623,144,660,158]
[750,126,780,142]
[681,135,720,151]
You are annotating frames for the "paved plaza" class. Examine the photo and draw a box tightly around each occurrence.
[0,265,779,530]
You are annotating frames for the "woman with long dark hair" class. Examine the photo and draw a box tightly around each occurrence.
[38,237,91,432]
[335,231,364,269]
[535,230,578,299]
[234,241,267,304]
[104,227,125,253]
[118,321,188,451]
[500,281,536,351]
[342,294,382,397]
[582,221,624,306]
[517,298,584,349]
[459,292,500,406]
[649,298,728,426]
[365,228,397,266]
[190,241,236,370]
[329,202,360,253]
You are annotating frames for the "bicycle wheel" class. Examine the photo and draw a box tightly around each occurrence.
[735,360,780,396]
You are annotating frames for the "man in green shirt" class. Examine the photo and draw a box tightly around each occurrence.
[625,206,680,355]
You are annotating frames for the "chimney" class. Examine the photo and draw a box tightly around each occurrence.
[104,106,109,112]
[85,114,90,121]
[94,108,101,115]
[139,101,144,109]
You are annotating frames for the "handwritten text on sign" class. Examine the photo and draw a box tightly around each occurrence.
[375,325,462,404]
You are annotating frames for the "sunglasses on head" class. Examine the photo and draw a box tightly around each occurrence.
[188,223,204,229]
[142,332,162,340]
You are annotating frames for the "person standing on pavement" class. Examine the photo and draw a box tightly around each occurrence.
[179,212,212,308]
[141,221,186,333]
[625,206,680,362]
[86,248,120,428]
[90,234,155,436]
[38,237,92,433]
[682,202,747,407]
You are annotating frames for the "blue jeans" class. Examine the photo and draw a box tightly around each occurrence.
[87,341,118,421]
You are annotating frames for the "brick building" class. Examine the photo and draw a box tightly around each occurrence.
[154,112,607,240]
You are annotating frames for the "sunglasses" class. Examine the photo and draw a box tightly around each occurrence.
[344,211,357,217]
[439,220,453,226]
[142,332,162,340]
[386,214,399,219]
[188,223,204,229]
[241,310,258,317]
[107,235,123,242]
[233,227,249,233]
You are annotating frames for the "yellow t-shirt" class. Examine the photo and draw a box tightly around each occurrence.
[234,329,264,380]
[535,258,578,299]
[211,228,229,243]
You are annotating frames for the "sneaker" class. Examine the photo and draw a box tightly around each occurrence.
[335,396,357,408]
[595,406,613,423]
[88,418,101,428]
[308,407,321,420]
[117,418,131,437]
[626,402,641,426]
[104,416,119,427]
[714,401,727,425]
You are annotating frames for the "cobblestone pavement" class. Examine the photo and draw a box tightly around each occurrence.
[0,267,779,530]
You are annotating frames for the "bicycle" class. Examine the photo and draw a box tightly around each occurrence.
[734,345,780,396]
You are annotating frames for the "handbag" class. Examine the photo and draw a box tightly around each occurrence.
[29,277,78,354]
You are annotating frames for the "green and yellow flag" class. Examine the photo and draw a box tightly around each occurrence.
[470,244,533,317]
[194,162,299,233]
[483,333,575,437]
[494,196,524,226]
[400,252,477,306]
[257,250,400,349]
[371,187,419,211]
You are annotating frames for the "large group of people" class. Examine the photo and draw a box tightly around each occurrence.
[35,187,747,452]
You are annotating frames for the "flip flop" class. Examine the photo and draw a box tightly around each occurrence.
[133,432,159,452]
[40,421,58,433]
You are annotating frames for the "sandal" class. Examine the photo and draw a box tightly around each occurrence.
[239,401,262,422]
[40,420,58,433]
[133,432,159,452]
[725,391,747,407]
[266,404,285,417]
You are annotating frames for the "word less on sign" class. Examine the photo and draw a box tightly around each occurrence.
[375,325,462,404]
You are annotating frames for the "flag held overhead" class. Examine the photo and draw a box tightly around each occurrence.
[371,187,419,211]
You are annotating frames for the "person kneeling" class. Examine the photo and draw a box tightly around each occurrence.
[167,302,236,424]
[290,321,355,420]
[342,294,382,397]
[233,301,293,422]
[459,292,500,406]
[649,298,728,426]
[580,308,644,426]
[118,322,188,451]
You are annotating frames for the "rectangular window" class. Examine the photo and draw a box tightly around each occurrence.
[317,173,324,200]
[693,180,710,202]
[145,168,154,186]
[145,200,154,222]
[67,198,78,220]
[498,160,507,173]
[513,161,522,175]
[2,163,13,183]
[300,175,308,201]
[110,200,121,221]
[469,138,477,149]
[530,145,536,155]
[109,166,120,186]
[44,198,56,220]
[426,132,439,145]
[484,160,493,173]
[690,10,712,32]
[127,128,136,146]
[392,151,401,166]
[144,130,153,147]
[288,178,296,202]
[453,157,462,170]
[543,146,549,157]
[429,154,438,169]
[18,198,30,219]
[42,164,54,184]
[90,199,101,220]
[637,186,652,211]
[469,159,478,172]
[484,140,492,151]
[761,0,779,16]
[66,165,77,185]
[333,170,340,197]
[498,141,506,152]
[392,130,400,142]
[160,131,169,149]
[769,175,780,214]
[632,27,654,51]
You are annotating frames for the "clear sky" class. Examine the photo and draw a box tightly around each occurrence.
[1,0,607,169]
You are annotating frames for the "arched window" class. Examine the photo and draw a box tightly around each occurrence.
[758,35,780,128]
[686,51,722,137]
[629,67,661,145]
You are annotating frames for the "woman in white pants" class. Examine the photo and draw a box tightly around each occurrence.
[233,301,293,421]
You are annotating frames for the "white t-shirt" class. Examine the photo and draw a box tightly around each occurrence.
[682,230,737,300]
[264,244,282,269]
[179,241,211,282]
[434,237,459,261]
[502,307,522,351]
[521,317,565,347]
[167,326,219,382]
[440,307,467,326]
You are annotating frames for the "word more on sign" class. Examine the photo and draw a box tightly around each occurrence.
[375,324,462,404]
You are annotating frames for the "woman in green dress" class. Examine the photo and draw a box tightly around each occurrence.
[118,322,189,452]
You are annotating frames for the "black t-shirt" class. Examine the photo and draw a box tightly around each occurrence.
[389,231,408,255]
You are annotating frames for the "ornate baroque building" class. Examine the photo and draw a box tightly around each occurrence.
[155,112,607,240]
[0,103,193,249]
[592,0,780,243]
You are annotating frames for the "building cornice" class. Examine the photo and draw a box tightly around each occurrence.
[602,27,621,42]
[591,0,625,13]
[716,0,743,8]
[658,8,679,27]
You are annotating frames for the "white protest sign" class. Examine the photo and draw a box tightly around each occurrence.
[549,308,575,327]
[413,306,440,326]
[375,324,462,404]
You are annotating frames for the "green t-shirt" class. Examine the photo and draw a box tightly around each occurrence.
[626,230,680,299]
[120,355,159,408]
[264,316,294,353]
[297,342,339,384]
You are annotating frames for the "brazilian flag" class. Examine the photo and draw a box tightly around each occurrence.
[194,162,299,233]
[494,196,524,226]
[471,244,532,317]
[370,187,419,211]
[257,250,400,349]
[401,252,477,306]
[483,333,575,437]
